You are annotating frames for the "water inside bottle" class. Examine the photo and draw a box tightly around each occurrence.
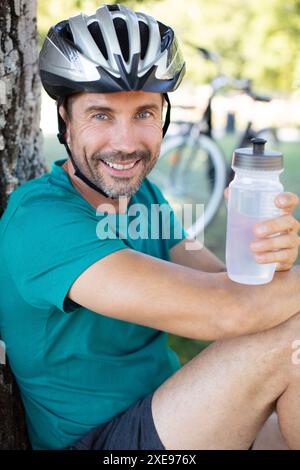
[226,207,276,285]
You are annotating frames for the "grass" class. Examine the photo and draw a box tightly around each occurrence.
[43,133,300,366]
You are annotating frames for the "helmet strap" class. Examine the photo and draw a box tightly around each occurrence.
[162,93,171,137]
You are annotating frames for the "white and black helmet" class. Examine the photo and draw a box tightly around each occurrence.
[38,3,186,197]
[39,3,185,97]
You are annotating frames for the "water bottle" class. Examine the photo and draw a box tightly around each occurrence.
[226,137,284,285]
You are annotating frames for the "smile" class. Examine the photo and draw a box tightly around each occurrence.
[100,159,142,176]
[104,160,138,170]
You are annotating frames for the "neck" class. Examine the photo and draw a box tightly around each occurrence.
[62,159,130,214]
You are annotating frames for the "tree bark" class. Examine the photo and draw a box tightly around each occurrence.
[0,0,46,449]
[0,0,46,215]
[0,359,31,449]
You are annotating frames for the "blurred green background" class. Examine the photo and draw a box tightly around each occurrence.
[38,0,300,366]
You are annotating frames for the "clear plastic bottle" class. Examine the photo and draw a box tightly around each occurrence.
[226,138,284,285]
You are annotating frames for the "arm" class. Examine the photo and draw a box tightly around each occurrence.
[170,237,227,273]
[68,248,300,341]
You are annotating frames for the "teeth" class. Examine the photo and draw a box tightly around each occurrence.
[105,161,137,170]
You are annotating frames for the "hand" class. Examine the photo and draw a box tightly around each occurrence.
[251,192,300,271]
[224,188,300,271]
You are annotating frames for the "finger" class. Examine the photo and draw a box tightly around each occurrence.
[254,248,298,264]
[224,187,229,201]
[275,192,299,212]
[250,233,300,253]
[275,263,294,272]
[254,214,300,238]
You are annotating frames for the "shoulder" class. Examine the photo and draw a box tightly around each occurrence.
[5,171,88,216]
[0,174,93,254]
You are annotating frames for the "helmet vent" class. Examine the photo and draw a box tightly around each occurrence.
[108,5,120,11]
[159,22,173,52]
[62,23,74,43]
[88,21,108,60]
[113,18,129,63]
[139,21,149,60]
[55,20,74,43]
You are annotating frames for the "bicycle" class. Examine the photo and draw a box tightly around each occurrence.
[148,46,280,238]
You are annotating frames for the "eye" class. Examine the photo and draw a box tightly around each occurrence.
[93,113,108,121]
[136,111,152,120]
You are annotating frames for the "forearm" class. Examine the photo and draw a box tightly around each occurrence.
[170,239,227,273]
[190,266,300,340]
[144,263,300,339]
[171,241,300,338]
[180,264,300,340]
[238,265,300,335]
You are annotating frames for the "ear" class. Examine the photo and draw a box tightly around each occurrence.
[57,102,71,145]
[58,102,69,123]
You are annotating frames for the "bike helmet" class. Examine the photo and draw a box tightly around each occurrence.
[39,3,186,197]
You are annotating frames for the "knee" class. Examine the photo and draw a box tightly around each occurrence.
[271,312,300,382]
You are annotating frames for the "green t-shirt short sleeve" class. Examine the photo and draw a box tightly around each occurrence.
[3,197,126,313]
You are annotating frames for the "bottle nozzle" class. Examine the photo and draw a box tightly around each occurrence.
[251,137,266,155]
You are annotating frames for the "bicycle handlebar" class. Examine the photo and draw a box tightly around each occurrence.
[230,78,271,101]
[186,43,221,65]
[187,43,272,102]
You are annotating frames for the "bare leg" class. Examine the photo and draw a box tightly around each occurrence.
[276,377,300,449]
[252,412,289,450]
[151,312,300,450]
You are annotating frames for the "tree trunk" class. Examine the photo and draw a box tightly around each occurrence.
[0,0,46,449]
[0,0,46,215]
[0,359,31,449]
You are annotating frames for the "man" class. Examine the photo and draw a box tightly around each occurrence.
[0,4,300,451]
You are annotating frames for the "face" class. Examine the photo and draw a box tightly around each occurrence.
[60,90,164,199]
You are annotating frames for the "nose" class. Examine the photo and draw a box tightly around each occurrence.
[109,119,140,155]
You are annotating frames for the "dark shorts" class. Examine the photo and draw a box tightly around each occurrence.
[68,392,165,451]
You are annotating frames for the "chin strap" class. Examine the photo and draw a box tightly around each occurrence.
[56,93,172,195]
[162,93,171,137]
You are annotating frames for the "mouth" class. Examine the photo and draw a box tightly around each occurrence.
[100,158,142,177]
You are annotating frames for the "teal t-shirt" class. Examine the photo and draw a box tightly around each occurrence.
[0,159,187,450]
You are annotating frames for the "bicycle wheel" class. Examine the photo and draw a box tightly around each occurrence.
[148,133,228,237]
